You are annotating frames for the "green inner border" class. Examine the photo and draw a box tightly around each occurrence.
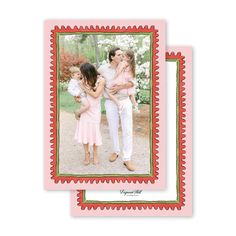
[82,59,180,204]
[56,32,154,177]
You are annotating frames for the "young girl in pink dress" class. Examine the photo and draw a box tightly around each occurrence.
[107,49,139,113]
[74,63,105,165]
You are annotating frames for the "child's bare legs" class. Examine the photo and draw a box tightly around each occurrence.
[129,95,139,113]
[108,93,124,114]
[129,94,138,106]
[83,144,90,165]
[106,88,124,114]
[93,144,99,165]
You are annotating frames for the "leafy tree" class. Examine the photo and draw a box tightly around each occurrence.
[59,48,88,82]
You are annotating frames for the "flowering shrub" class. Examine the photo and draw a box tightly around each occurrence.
[59,48,88,82]
[98,35,151,104]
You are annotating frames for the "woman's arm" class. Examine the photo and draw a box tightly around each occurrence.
[77,98,90,116]
[80,77,105,98]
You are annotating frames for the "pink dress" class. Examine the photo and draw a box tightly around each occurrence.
[110,65,135,96]
[74,77,102,146]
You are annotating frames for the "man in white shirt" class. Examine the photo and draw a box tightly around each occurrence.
[98,47,135,171]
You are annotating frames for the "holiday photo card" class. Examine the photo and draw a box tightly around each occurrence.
[44,20,166,190]
[70,47,192,216]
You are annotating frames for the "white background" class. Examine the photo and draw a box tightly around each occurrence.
[0,0,236,235]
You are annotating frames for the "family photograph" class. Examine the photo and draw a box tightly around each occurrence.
[58,34,152,175]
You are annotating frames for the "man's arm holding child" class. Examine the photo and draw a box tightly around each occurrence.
[110,81,134,95]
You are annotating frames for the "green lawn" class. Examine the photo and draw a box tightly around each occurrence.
[59,90,106,114]
[59,89,149,113]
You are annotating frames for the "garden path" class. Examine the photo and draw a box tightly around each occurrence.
[59,105,151,175]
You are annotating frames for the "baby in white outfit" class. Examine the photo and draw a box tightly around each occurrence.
[67,66,90,119]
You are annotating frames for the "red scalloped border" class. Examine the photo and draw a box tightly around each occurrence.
[76,51,187,210]
[49,25,160,184]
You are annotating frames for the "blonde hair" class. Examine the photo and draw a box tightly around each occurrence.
[69,66,80,75]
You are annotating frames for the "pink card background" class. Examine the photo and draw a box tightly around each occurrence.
[44,19,166,190]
